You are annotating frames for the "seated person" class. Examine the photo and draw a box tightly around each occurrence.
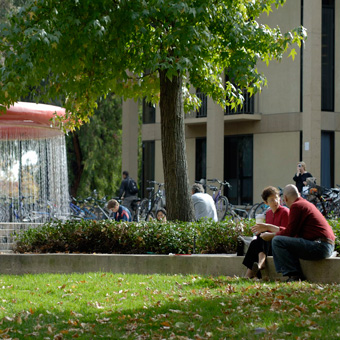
[272,184,335,282]
[243,186,289,279]
[107,199,132,222]
[156,208,167,222]
[191,183,218,222]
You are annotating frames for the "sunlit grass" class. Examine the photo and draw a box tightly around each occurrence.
[0,273,339,339]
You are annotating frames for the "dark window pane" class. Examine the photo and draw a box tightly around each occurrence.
[321,131,334,187]
[142,99,156,124]
[224,135,253,205]
[321,0,334,111]
[195,138,206,181]
[142,141,155,197]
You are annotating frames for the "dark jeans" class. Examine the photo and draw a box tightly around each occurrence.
[272,235,334,277]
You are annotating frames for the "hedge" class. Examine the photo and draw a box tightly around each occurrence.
[13,218,340,255]
[13,218,254,254]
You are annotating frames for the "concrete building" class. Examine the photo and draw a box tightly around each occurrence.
[122,0,340,206]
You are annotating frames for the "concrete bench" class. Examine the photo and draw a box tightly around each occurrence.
[0,253,339,284]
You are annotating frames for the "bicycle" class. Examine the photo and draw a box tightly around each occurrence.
[90,190,112,220]
[69,196,98,220]
[139,181,165,221]
[248,202,268,219]
[0,196,32,222]
[206,179,230,221]
[306,182,340,219]
[28,199,60,222]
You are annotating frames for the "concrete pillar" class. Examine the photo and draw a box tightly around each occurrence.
[302,0,322,180]
[206,97,224,181]
[122,98,139,181]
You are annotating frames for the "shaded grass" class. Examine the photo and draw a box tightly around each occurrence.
[0,273,339,339]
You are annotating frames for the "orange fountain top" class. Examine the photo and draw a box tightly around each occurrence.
[0,102,67,139]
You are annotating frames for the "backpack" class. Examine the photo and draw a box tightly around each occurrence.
[128,178,139,194]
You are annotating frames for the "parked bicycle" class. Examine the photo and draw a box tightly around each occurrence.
[306,182,340,219]
[139,181,165,221]
[0,196,31,222]
[205,179,230,221]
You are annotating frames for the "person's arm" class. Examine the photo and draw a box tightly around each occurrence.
[302,173,313,186]
[293,171,301,182]
[120,213,129,221]
[260,232,276,241]
[252,208,289,235]
[251,223,279,235]
[276,204,301,237]
[119,208,131,222]
[278,209,290,231]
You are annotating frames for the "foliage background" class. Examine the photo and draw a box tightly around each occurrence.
[66,94,123,198]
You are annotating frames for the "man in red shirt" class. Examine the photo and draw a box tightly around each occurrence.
[272,184,335,282]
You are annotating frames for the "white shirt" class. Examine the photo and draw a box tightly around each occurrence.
[192,193,218,222]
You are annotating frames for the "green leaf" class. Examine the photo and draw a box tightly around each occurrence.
[288,48,297,61]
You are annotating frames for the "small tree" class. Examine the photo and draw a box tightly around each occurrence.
[0,0,306,221]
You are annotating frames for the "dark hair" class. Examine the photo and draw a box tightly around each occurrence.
[122,170,129,177]
[107,199,119,210]
[192,183,204,194]
[156,208,167,216]
[261,186,280,202]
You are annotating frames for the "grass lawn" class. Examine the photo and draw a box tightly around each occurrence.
[0,273,339,339]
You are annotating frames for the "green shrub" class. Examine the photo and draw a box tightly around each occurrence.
[13,218,253,254]
[14,217,340,255]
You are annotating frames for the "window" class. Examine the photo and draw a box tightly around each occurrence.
[196,89,207,118]
[195,138,206,181]
[142,141,155,197]
[321,131,334,188]
[224,135,253,205]
[142,99,156,124]
[321,0,334,111]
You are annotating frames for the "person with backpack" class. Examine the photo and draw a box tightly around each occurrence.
[118,170,138,215]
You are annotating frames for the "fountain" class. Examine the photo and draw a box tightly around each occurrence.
[0,102,70,224]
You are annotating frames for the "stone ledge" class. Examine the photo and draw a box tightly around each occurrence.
[0,254,339,284]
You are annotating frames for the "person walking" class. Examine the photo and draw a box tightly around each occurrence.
[118,171,138,215]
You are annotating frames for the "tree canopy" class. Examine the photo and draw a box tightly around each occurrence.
[0,0,306,220]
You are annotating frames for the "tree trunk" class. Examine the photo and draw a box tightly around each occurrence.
[159,70,195,221]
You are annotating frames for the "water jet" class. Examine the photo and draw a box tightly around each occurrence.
[0,102,69,222]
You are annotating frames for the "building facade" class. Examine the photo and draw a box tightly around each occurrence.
[122,0,340,205]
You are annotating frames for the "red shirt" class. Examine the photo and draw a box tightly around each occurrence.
[266,205,289,230]
[276,197,335,241]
